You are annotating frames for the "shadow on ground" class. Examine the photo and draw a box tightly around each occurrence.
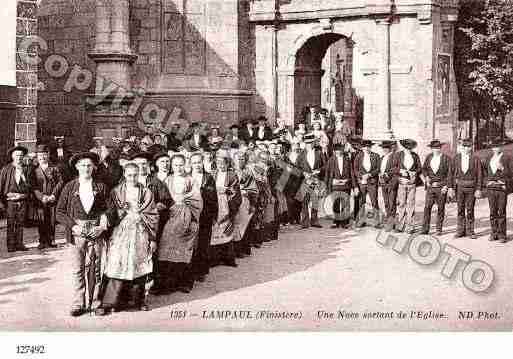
[0,253,58,305]
[149,223,349,309]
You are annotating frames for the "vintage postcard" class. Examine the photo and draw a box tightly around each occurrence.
[0,0,511,337]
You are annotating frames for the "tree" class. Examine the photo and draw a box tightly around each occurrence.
[455,0,513,144]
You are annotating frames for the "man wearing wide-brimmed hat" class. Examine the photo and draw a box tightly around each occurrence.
[255,116,272,141]
[56,151,116,316]
[297,133,325,228]
[33,144,64,250]
[394,139,423,234]
[379,140,399,231]
[226,124,243,147]
[482,138,512,242]
[353,139,381,228]
[239,118,257,144]
[52,135,73,182]
[324,143,357,229]
[420,139,453,236]
[0,145,32,252]
[449,138,483,239]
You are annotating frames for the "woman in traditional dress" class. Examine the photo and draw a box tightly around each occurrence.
[210,149,242,267]
[190,152,218,281]
[271,141,290,227]
[147,152,173,293]
[97,163,159,315]
[251,149,276,243]
[232,150,259,257]
[158,154,203,294]
[208,125,224,151]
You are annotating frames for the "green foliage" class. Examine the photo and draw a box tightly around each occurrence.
[457,0,513,118]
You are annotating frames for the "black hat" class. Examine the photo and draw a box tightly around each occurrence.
[428,139,442,149]
[153,151,170,163]
[251,118,259,126]
[69,152,100,168]
[303,133,316,144]
[489,138,506,147]
[278,140,291,151]
[130,152,153,161]
[461,138,472,147]
[190,122,200,129]
[229,124,239,130]
[380,140,395,149]
[399,139,417,150]
[257,116,267,123]
[7,145,28,158]
[333,143,345,151]
[118,153,131,161]
[360,139,373,148]
[35,144,50,153]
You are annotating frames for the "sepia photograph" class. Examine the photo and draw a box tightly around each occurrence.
[0,0,512,344]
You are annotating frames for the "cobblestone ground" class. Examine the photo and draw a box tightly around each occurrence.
[0,188,512,331]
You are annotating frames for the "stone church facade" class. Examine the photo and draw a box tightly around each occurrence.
[1,0,460,157]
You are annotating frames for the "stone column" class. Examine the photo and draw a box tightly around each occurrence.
[15,0,39,153]
[375,17,394,140]
[88,0,138,139]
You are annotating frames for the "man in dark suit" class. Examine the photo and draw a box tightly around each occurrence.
[283,139,304,225]
[394,139,423,234]
[95,145,123,192]
[255,116,273,141]
[225,124,244,147]
[166,122,183,150]
[52,135,73,182]
[324,143,357,228]
[353,139,381,227]
[421,139,453,235]
[379,140,399,231]
[449,138,483,239]
[33,144,64,249]
[184,122,208,151]
[0,146,33,252]
[56,152,117,317]
[482,138,512,242]
[297,133,324,228]
[239,118,257,144]
[304,105,321,129]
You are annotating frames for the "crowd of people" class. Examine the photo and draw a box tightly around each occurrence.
[0,109,511,317]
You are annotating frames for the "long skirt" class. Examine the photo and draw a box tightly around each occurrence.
[158,261,192,292]
[101,275,147,309]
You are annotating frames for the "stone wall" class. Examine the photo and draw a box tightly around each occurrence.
[0,87,17,165]
[16,0,39,152]
[251,0,459,157]
[131,0,255,128]
[38,0,256,146]
[0,0,17,163]
[38,0,96,151]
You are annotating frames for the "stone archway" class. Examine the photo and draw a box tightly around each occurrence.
[251,0,460,155]
[290,32,347,125]
[274,23,381,132]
